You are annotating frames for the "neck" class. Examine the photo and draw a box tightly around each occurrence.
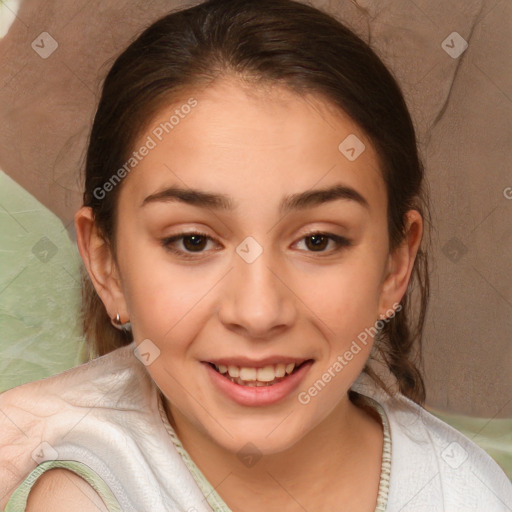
[162,392,384,509]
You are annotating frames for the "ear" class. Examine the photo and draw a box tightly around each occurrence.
[378,209,423,317]
[74,206,129,323]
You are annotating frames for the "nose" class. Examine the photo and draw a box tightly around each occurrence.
[217,242,297,339]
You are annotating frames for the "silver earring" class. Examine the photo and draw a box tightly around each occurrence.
[112,313,132,332]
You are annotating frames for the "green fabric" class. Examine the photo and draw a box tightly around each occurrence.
[158,396,233,512]
[427,407,512,481]
[4,460,122,512]
[0,170,86,393]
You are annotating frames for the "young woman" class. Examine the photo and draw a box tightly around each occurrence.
[1,0,511,511]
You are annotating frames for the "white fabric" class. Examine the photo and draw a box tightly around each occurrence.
[1,342,511,511]
[0,0,20,38]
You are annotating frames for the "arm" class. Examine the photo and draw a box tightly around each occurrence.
[25,469,110,512]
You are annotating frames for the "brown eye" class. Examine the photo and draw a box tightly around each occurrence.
[161,232,216,258]
[305,234,329,251]
[182,234,208,252]
[296,232,352,254]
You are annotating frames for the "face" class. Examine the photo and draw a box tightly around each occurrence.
[79,76,418,456]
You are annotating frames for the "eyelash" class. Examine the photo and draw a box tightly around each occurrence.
[160,231,352,259]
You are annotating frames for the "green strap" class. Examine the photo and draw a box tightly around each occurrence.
[4,460,122,512]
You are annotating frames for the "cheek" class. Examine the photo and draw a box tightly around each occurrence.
[302,253,385,339]
[119,243,215,346]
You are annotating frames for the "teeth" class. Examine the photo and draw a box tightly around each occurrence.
[275,364,286,378]
[256,365,276,382]
[285,363,295,375]
[239,367,257,381]
[232,376,276,386]
[213,361,301,384]
[227,365,239,378]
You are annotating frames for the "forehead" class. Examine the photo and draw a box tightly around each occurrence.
[119,77,386,216]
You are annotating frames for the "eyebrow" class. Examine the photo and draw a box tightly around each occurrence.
[140,183,369,213]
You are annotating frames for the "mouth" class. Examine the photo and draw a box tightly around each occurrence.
[206,360,313,387]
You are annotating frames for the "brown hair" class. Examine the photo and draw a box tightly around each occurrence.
[80,0,430,405]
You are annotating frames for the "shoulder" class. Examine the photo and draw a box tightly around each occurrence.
[0,342,140,440]
[0,342,140,419]
[25,469,109,512]
[351,373,512,510]
[387,393,512,509]
[0,343,147,510]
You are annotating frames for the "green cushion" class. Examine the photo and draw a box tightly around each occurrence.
[427,406,512,480]
[0,170,86,392]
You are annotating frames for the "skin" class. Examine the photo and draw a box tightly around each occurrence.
[26,469,109,512]
[75,76,422,511]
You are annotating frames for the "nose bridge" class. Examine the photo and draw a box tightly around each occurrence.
[219,235,295,337]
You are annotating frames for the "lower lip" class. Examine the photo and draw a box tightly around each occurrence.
[203,361,313,407]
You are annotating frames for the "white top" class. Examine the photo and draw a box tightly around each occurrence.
[0,341,511,511]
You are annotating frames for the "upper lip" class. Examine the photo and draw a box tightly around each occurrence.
[204,356,312,368]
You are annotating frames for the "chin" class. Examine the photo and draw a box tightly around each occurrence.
[208,415,312,458]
